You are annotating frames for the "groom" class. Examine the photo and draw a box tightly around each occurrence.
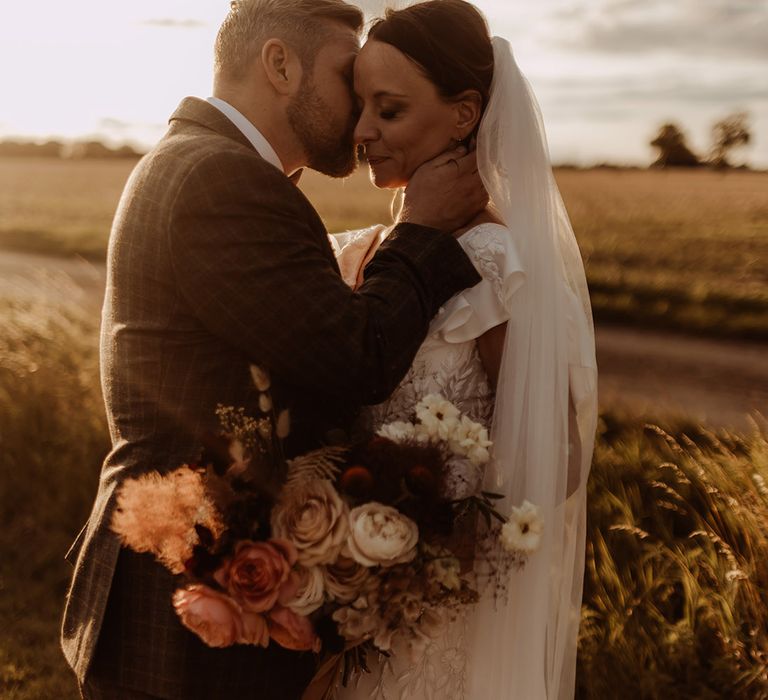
[62,0,485,698]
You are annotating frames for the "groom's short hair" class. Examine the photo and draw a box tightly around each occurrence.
[215,0,363,81]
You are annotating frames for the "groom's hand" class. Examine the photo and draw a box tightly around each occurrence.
[399,146,489,234]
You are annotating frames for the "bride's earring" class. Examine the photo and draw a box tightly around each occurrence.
[455,132,469,147]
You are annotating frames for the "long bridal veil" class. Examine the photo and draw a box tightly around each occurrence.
[465,37,598,699]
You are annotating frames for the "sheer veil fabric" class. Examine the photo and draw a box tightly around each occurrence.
[464,37,598,699]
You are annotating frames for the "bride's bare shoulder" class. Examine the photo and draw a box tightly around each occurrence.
[453,207,503,238]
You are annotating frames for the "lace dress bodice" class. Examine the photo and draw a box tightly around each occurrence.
[332,222,523,699]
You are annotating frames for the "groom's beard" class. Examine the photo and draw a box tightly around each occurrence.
[287,79,357,178]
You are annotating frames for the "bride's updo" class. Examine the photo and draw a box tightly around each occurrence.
[367,0,494,133]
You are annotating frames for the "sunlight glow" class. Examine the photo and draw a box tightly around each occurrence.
[0,0,765,166]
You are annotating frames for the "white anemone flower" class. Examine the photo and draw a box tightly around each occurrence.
[500,500,543,554]
[415,394,461,440]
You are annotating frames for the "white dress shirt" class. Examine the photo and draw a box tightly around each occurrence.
[206,96,285,174]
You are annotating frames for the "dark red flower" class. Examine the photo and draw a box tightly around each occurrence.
[405,465,438,498]
[338,465,375,498]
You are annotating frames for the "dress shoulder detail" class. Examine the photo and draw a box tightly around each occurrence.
[430,222,524,344]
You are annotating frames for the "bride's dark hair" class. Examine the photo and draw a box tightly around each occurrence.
[367,0,494,125]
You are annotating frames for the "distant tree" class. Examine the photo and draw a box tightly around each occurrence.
[709,111,751,169]
[0,139,63,157]
[650,123,701,168]
[0,138,142,159]
[65,140,143,159]
[79,141,114,158]
[38,140,64,157]
[114,144,142,158]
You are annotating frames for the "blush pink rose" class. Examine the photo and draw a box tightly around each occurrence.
[239,608,270,647]
[216,539,299,613]
[267,605,321,652]
[172,584,269,648]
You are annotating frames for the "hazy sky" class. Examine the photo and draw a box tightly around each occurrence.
[1,0,765,166]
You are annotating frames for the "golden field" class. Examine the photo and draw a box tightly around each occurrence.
[1,158,767,337]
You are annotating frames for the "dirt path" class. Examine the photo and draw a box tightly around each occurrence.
[3,250,766,431]
[596,326,766,431]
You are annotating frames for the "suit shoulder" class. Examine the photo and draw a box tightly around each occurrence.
[153,127,289,188]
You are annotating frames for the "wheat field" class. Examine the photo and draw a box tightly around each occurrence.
[1,158,766,337]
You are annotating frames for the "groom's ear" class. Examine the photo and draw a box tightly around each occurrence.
[261,38,303,96]
[452,90,483,139]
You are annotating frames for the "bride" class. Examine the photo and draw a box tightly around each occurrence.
[331,1,598,698]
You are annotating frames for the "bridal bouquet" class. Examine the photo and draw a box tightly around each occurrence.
[111,366,543,689]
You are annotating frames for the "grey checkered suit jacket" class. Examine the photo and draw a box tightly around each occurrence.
[61,97,480,699]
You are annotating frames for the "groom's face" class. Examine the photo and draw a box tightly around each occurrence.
[286,24,360,177]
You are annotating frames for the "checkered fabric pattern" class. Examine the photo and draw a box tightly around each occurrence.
[61,97,481,699]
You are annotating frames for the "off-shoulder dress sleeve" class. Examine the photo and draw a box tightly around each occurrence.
[330,225,390,288]
[430,223,525,343]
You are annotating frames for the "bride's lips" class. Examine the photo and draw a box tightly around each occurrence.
[366,156,389,166]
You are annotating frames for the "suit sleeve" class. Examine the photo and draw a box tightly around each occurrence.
[168,151,481,404]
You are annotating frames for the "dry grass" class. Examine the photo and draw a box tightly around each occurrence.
[0,159,133,258]
[1,284,767,698]
[0,283,107,699]
[560,168,768,339]
[579,411,768,699]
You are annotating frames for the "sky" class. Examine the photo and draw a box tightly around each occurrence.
[0,0,766,167]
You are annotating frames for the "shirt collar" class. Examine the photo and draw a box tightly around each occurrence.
[206,96,285,174]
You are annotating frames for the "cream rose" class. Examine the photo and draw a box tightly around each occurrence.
[345,503,419,568]
[285,565,325,616]
[323,556,372,604]
[271,479,349,566]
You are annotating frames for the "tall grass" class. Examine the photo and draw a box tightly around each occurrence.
[0,282,107,699]
[1,288,767,698]
[579,413,768,699]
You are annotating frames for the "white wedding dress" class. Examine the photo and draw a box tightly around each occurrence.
[330,37,598,700]
[332,220,522,699]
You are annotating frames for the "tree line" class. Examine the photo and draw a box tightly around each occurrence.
[0,112,756,168]
[0,139,143,159]
[651,112,752,169]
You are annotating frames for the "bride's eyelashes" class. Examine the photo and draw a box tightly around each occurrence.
[378,101,407,120]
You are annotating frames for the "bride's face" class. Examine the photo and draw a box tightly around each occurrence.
[353,40,461,189]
